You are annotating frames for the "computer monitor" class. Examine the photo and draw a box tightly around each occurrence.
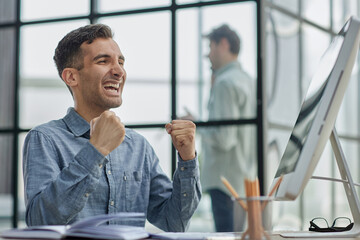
[270,16,360,201]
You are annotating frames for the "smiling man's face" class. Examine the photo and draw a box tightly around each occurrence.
[75,37,127,114]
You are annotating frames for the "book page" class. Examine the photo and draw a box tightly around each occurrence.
[1,225,67,239]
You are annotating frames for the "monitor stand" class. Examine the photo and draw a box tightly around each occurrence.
[281,128,360,238]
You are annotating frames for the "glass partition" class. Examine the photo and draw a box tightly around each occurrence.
[1,0,262,230]
[265,0,360,231]
[176,2,257,120]
[0,28,16,128]
[100,13,171,124]
[303,0,330,29]
[0,134,14,231]
[0,1,16,23]
[21,0,89,21]
[19,20,88,129]
[97,0,170,13]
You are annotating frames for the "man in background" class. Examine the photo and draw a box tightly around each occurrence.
[23,24,201,231]
[184,24,256,232]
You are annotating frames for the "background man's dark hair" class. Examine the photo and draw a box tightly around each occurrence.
[206,24,240,55]
[53,24,113,94]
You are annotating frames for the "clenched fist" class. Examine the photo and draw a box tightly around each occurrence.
[165,120,196,161]
[89,111,125,156]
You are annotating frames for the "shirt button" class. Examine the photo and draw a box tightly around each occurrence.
[110,200,114,206]
[180,167,185,171]
[84,193,89,197]
[108,170,112,175]
[123,176,127,181]
[183,193,187,197]
[99,164,103,168]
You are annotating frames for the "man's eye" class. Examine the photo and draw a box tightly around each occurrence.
[98,60,106,64]
[119,61,124,66]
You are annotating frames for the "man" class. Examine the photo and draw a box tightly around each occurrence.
[185,25,256,232]
[204,24,256,232]
[23,24,201,232]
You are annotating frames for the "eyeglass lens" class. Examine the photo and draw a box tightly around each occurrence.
[332,217,351,228]
[311,217,329,228]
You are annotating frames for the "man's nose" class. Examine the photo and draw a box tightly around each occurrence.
[111,62,125,78]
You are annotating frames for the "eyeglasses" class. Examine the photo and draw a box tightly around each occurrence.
[309,217,354,232]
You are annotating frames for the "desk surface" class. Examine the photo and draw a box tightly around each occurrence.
[150,231,360,240]
[2,231,360,240]
[270,234,360,240]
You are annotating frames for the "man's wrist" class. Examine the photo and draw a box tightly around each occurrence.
[180,152,196,161]
[89,139,109,156]
[178,151,197,162]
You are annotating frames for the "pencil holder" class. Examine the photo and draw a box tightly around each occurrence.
[239,179,272,240]
[221,176,282,240]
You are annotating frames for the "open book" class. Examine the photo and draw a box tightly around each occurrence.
[0,212,149,239]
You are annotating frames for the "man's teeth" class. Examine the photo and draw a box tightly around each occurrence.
[104,83,120,91]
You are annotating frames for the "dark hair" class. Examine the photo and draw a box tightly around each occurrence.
[53,24,113,93]
[205,24,240,55]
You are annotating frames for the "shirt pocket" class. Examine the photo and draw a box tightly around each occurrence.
[124,171,149,212]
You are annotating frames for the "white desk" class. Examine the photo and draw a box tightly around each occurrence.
[2,231,360,239]
[150,231,360,240]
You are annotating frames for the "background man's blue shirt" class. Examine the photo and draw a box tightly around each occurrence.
[23,108,201,231]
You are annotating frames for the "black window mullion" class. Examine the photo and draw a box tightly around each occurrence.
[171,0,177,176]
[12,0,21,228]
[90,0,98,24]
[256,0,264,195]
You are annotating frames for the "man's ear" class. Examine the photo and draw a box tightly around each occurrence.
[61,68,79,88]
[219,38,230,51]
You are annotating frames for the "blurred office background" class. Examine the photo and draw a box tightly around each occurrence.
[0,0,359,232]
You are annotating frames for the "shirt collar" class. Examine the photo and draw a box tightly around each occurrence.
[63,107,90,137]
[63,107,131,140]
[214,61,241,77]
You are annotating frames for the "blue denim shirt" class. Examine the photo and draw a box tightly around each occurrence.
[23,108,201,231]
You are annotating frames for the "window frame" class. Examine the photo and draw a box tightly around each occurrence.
[0,0,263,228]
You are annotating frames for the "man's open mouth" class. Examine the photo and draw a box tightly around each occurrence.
[104,83,120,92]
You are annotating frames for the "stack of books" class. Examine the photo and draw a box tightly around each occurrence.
[1,212,149,239]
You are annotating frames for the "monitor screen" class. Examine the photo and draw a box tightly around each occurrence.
[275,35,344,177]
[271,16,360,200]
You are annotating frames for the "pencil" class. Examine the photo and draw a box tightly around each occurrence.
[269,175,283,197]
[245,178,262,240]
[220,176,247,210]
[261,175,283,210]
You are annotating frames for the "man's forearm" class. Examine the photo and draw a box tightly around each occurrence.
[147,156,201,232]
